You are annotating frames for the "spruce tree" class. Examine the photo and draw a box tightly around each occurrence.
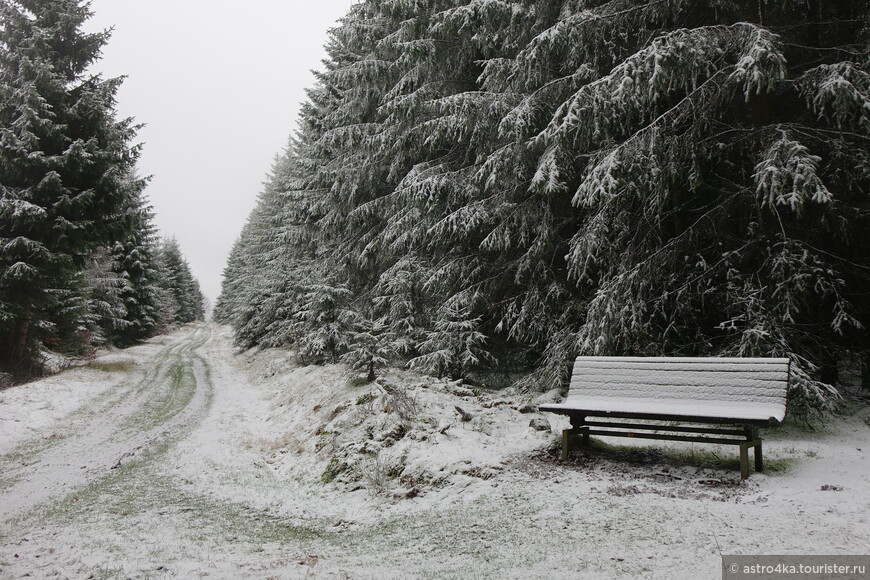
[0,0,142,374]
[294,281,359,364]
[213,233,248,326]
[214,142,320,348]
[511,1,869,414]
[156,238,203,327]
[79,247,130,350]
[110,187,162,345]
[341,317,395,382]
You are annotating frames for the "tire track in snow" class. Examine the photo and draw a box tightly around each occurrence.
[0,324,214,522]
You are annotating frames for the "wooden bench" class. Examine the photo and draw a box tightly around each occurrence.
[539,356,791,479]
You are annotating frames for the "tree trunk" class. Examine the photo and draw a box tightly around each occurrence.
[820,356,838,387]
[862,351,869,392]
[806,0,821,47]
[744,0,763,24]
[9,306,32,371]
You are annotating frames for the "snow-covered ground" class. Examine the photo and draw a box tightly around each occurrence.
[1,324,868,579]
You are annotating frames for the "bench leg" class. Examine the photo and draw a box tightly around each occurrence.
[754,441,764,473]
[571,415,588,445]
[739,425,764,479]
[739,443,751,480]
[561,428,571,460]
[562,415,588,459]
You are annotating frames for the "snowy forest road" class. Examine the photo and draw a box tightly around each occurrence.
[0,324,344,578]
[0,324,213,520]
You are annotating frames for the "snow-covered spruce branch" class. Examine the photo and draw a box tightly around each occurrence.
[496,65,596,140]
[754,130,833,216]
[540,23,786,153]
[796,62,870,132]
[509,0,684,91]
[429,0,519,41]
[564,51,769,211]
[478,194,546,254]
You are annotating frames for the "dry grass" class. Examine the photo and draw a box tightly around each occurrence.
[257,432,306,456]
[87,360,136,373]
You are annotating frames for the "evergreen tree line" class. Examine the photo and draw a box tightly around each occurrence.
[216,0,869,415]
[1,0,204,380]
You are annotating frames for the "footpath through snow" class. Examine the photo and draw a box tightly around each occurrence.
[0,324,868,579]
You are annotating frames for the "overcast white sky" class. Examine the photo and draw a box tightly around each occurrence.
[85,0,354,307]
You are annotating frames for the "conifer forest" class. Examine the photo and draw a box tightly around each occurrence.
[1,0,204,381]
[0,0,867,417]
[1,1,870,576]
[214,0,869,417]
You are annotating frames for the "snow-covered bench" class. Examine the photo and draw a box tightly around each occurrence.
[539,357,791,479]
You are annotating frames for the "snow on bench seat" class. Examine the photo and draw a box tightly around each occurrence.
[542,356,789,424]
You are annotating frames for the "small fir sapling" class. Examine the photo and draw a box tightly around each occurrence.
[409,304,496,381]
[295,283,359,364]
[341,318,396,382]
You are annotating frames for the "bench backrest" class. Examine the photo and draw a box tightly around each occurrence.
[567,356,791,421]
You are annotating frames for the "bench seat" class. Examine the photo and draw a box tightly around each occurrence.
[540,397,785,424]
[539,356,791,479]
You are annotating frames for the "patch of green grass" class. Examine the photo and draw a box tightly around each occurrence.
[119,357,197,433]
[757,456,796,473]
[161,483,329,545]
[149,360,196,424]
[22,436,171,524]
[348,374,374,387]
[25,434,327,551]
[355,392,376,405]
[320,457,343,484]
[0,433,70,489]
